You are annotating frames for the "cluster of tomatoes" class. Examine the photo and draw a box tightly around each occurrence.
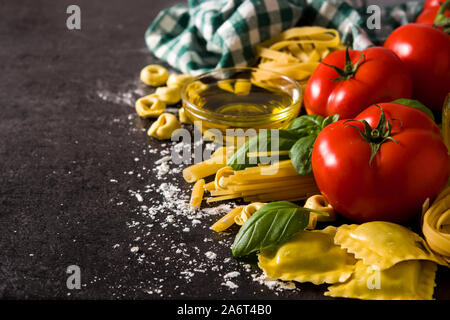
[302,0,450,223]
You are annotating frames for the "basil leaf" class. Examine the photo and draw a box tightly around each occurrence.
[289,135,317,176]
[392,98,435,121]
[232,201,310,258]
[227,129,300,171]
[287,114,324,136]
[321,114,340,129]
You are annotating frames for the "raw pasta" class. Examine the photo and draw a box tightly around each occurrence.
[253,27,344,90]
[303,194,336,230]
[140,64,168,87]
[258,226,356,285]
[234,202,265,226]
[135,94,166,118]
[234,79,252,96]
[334,221,447,270]
[155,86,181,105]
[210,202,265,231]
[210,206,244,232]
[178,107,192,124]
[422,186,450,264]
[190,179,205,209]
[167,73,193,88]
[217,80,235,93]
[325,260,437,300]
[147,113,181,140]
[182,147,233,183]
[206,160,319,203]
[185,81,209,108]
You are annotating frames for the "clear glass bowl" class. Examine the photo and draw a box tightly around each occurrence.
[181,67,302,143]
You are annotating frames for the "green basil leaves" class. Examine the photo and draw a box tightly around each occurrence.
[231,201,327,257]
[288,114,339,175]
[392,98,435,121]
[227,113,340,176]
[227,129,300,171]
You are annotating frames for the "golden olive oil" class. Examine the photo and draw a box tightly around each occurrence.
[182,76,302,145]
[200,83,293,117]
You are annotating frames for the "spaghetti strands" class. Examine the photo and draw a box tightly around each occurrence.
[206,160,319,203]
[422,186,450,264]
[253,27,344,90]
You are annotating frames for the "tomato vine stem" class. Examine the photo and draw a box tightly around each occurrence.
[321,47,366,81]
[434,0,450,34]
[343,105,402,167]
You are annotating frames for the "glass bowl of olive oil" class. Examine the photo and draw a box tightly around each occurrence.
[181,67,302,143]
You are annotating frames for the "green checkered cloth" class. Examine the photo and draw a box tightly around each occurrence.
[145,0,424,75]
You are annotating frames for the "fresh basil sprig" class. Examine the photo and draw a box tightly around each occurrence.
[232,201,328,258]
[288,114,340,176]
[227,129,301,171]
[227,113,340,175]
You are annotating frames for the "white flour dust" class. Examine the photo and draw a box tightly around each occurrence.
[93,78,301,298]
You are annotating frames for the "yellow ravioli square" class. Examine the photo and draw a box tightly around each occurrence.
[325,259,437,300]
[258,226,356,285]
[334,221,446,270]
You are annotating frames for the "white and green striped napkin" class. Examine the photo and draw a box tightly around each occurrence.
[145,0,424,75]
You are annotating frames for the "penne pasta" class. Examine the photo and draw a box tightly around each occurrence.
[190,179,205,209]
[182,147,233,183]
[210,206,244,232]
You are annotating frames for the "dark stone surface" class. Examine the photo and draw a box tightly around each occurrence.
[0,0,448,300]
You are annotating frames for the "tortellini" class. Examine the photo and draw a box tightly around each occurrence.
[304,194,336,230]
[147,113,180,140]
[155,86,181,105]
[235,202,265,226]
[167,73,193,88]
[217,79,252,95]
[325,260,437,300]
[217,80,234,93]
[178,107,192,124]
[258,226,356,285]
[185,81,208,107]
[135,94,166,118]
[140,64,168,87]
[334,221,447,270]
[234,79,252,96]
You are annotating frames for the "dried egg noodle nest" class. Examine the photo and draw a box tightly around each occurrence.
[325,260,437,300]
[253,27,344,88]
[422,186,450,264]
[258,226,356,285]
[334,221,447,271]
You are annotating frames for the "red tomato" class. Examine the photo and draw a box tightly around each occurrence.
[304,47,412,119]
[384,23,450,111]
[416,0,450,27]
[311,102,449,223]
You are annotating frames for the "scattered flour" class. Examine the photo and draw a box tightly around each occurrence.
[252,273,299,292]
[99,79,300,298]
[205,251,217,260]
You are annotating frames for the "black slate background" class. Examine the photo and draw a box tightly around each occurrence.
[0,0,448,300]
